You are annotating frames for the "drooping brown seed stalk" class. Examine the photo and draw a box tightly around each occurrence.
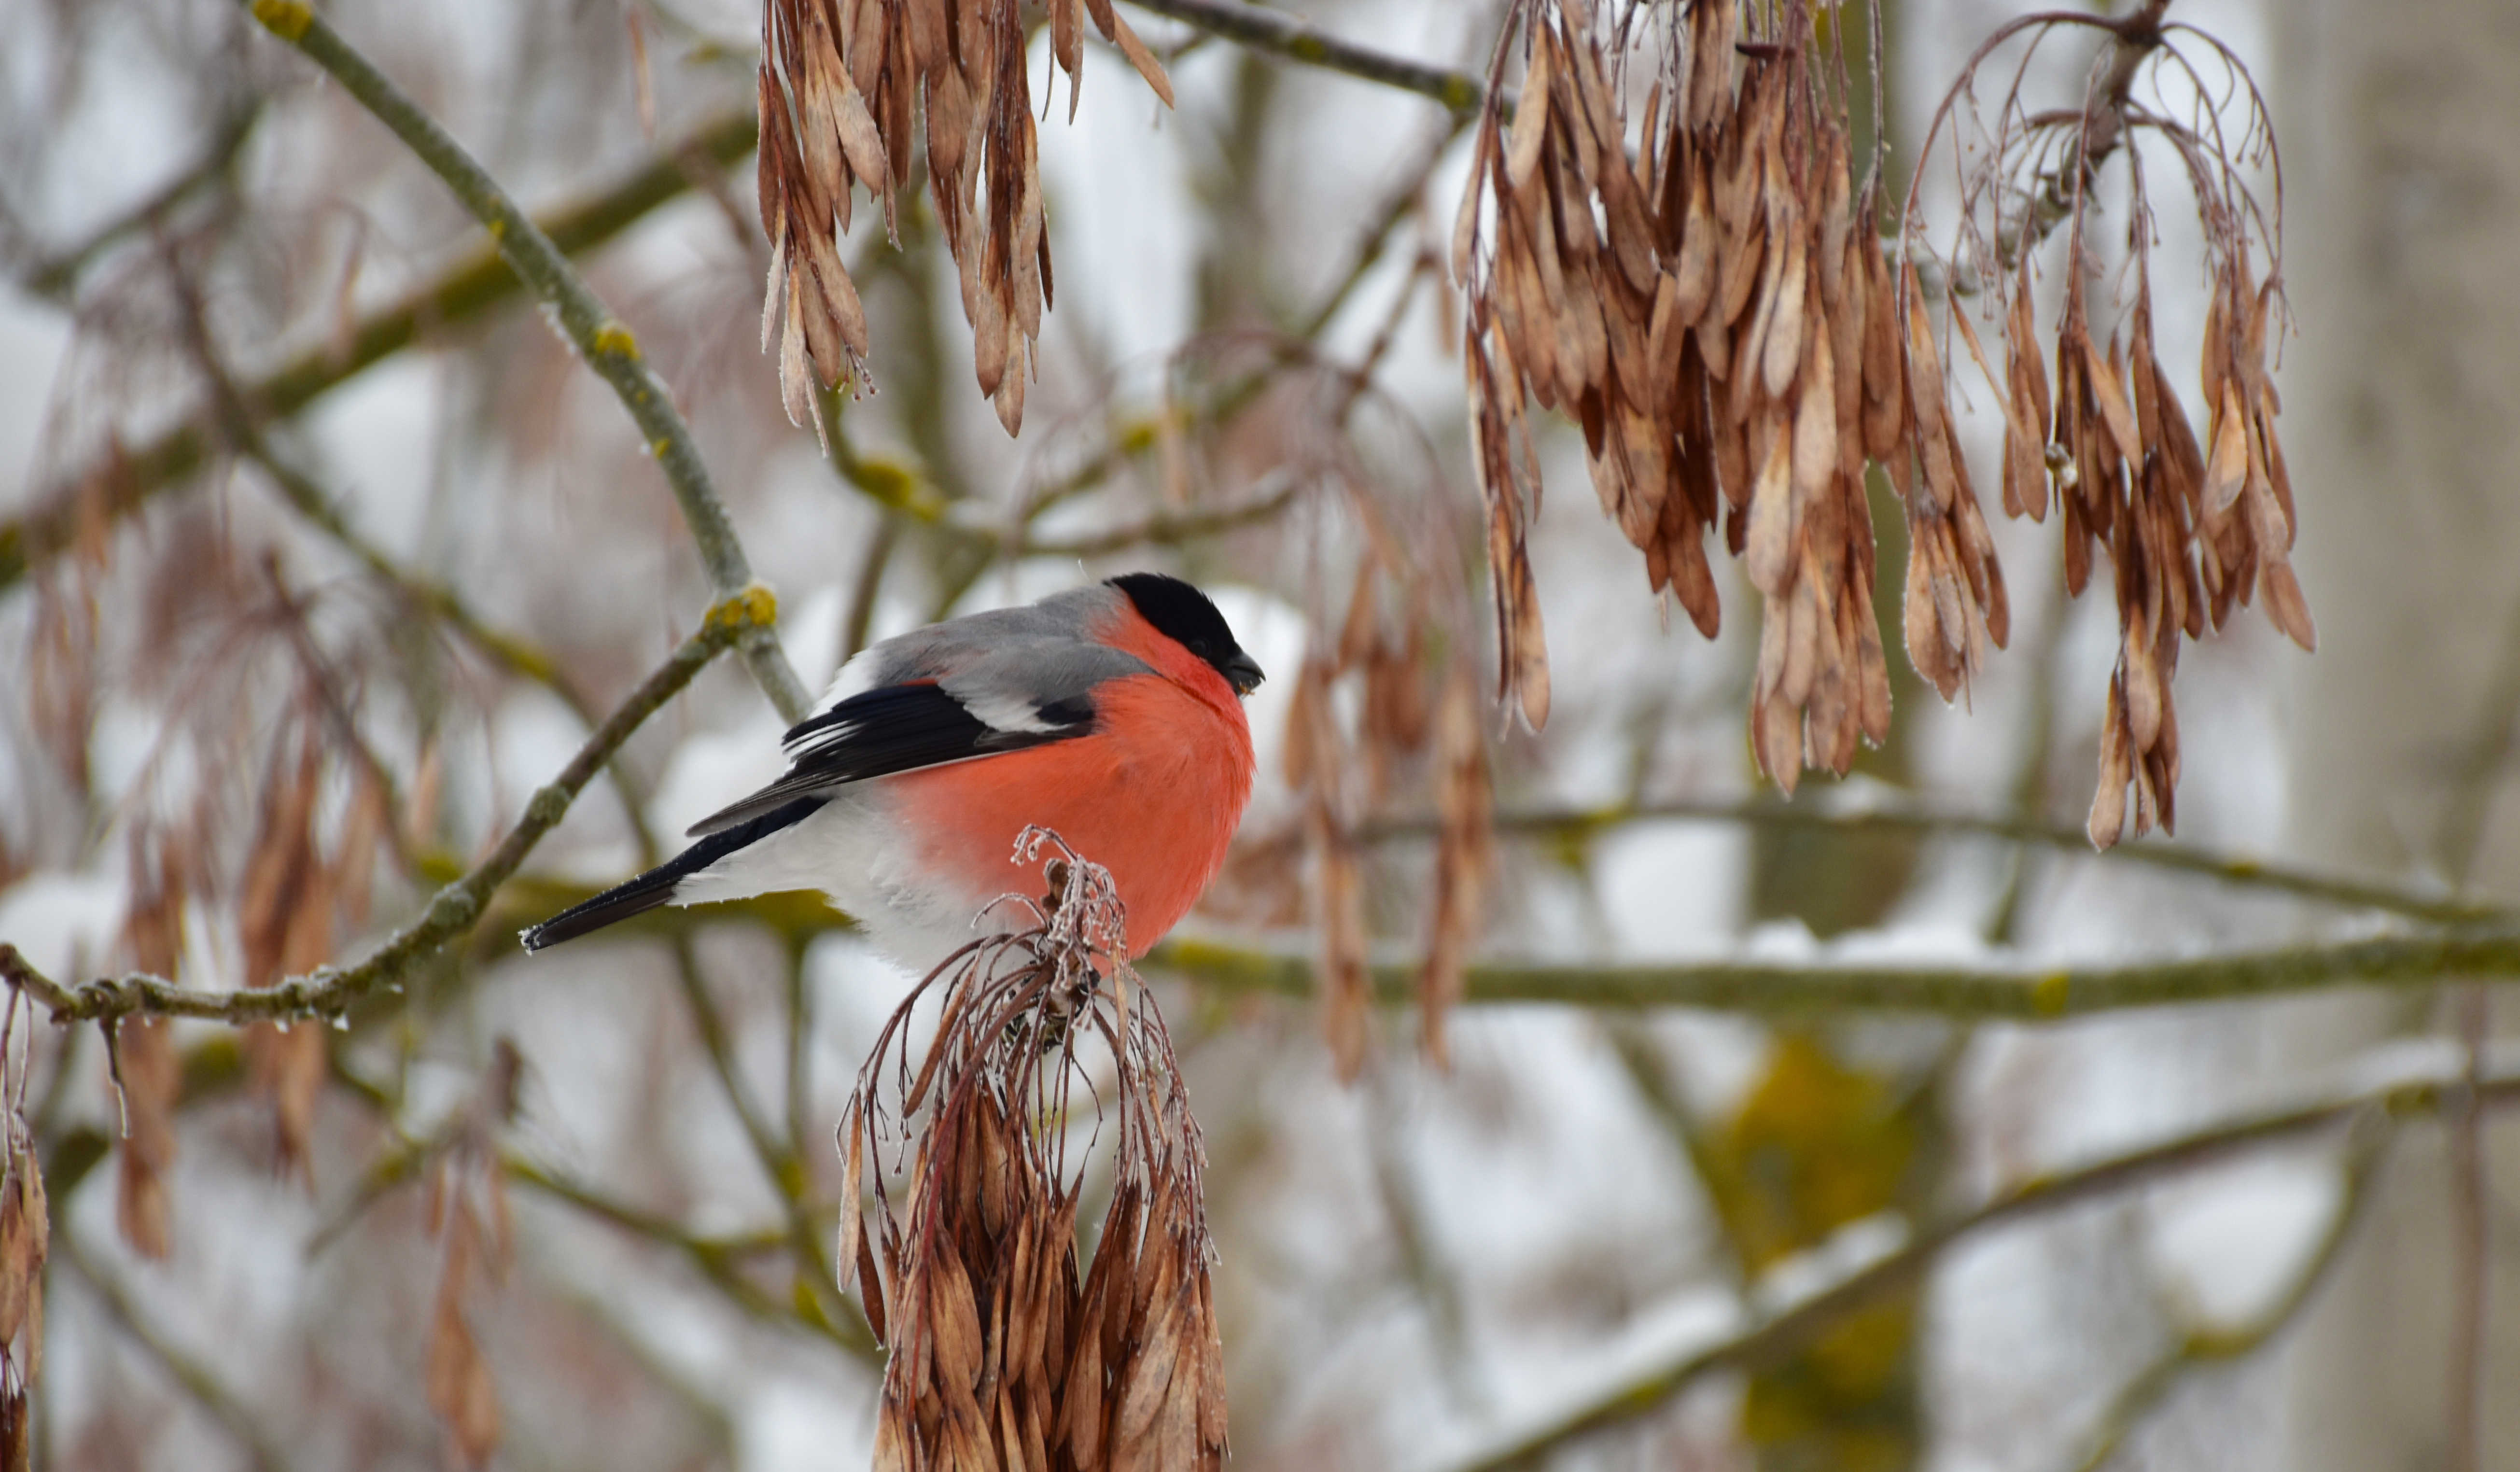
[114,828,189,1260]
[840,831,1225,1472]
[421,1041,521,1470]
[758,0,1174,437]
[1901,3,2304,845]
[1457,0,1906,789]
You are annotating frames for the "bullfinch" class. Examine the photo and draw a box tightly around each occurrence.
[519,573,1263,969]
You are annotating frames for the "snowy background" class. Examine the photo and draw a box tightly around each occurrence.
[1,0,2510,1469]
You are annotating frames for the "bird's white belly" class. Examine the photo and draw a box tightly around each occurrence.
[667,785,1022,974]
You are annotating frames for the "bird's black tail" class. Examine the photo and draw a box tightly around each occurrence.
[519,798,826,952]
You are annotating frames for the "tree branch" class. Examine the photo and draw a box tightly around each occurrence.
[1148,929,2520,1019]
[1123,0,1489,113]
[0,106,759,598]
[237,0,807,718]
[1019,471,1301,558]
[1444,1067,2516,1472]
[0,593,769,1027]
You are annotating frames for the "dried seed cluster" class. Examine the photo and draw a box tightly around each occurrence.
[114,838,185,1262]
[238,720,388,1178]
[759,0,1174,436]
[422,1042,522,1470]
[1909,6,2304,843]
[841,834,1225,1472]
[1457,0,1923,789]
[1461,0,2308,836]
[1284,550,1493,1077]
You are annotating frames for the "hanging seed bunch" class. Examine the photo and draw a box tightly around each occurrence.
[757,0,1175,436]
[1285,555,1495,1078]
[1899,2,2302,845]
[1456,0,1919,790]
[421,1041,522,1470]
[1094,335,1498,1075]
[839,830,1225,1472]
[1263,368,1495,1076]
[236,709,390,1181]
[112,825,193,1261]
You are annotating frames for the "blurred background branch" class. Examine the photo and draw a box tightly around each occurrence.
[0,106,759,596]
[1450,1068,2502,1472]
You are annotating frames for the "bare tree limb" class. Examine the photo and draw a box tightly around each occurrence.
[0,593,768,1027]
[1020,472,1301,558]
[1363,800,2509,927]
[1148,929,2520,1019]
[1443,1067,2520,1472]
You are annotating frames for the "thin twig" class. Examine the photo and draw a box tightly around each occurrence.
[1604,1021,1751,1289]
[1442,1067,2520,1472]
[666,933,867,1346]
[1296,111,1475,340]
[1364,1065,1485,1411]
[1020,473,1302,558]
[506,1157,879,1360]
[1124,0,1489,112]
[16,101,262,301]
[0,106,760,597]
[248,451,574,701]
[238,0,807,718]
[55,1229,295,1472]
[839,513,900,663]
[1147,929,2520,1020]
[909,102,1453,599]
[153,232,662,871]
[2065,1121,2389,1471]
[0,594,766,1026]
[236,446,660,868]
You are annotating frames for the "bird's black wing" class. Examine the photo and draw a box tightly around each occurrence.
[682,681,1096,838]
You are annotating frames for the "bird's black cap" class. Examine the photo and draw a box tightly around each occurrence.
[1107,573,1265,695]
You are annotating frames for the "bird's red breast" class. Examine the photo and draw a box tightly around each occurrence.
[887,599,1257,956]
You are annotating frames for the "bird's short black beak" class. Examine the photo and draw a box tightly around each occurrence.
[1225,652,1265,696]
